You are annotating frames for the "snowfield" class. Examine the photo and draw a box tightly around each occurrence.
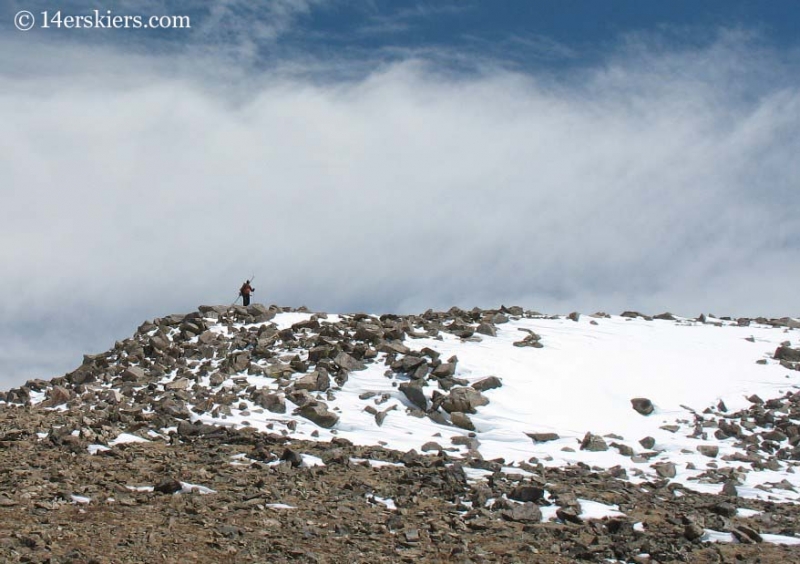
[188,311,800,504]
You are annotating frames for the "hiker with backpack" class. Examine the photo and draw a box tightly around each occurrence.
[239,280,254,306]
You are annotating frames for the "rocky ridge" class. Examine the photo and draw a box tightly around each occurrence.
[1,305,800,562]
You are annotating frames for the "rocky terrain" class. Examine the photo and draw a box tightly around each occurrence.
[1,304,799,563]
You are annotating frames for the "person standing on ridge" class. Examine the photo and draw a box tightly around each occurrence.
[239,280,254,306]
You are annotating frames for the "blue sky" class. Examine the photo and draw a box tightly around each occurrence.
[4,1,800,69]
[1,1,800,387]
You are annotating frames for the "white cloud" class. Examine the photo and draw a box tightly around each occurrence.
[1,30,799,386]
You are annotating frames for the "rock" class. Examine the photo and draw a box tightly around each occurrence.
[280,447,304,467]
[441,387,489,414]
[431,361,456,379]
[710,502,737,518]
[556,508,583,524]
[354,322,384,343]
[399,382,428,411]
[471,376,502,392]
[393,355,427,374]
[580,432,608,452]
[247,304,276,321]
[165,378,190,391]
[177,420,225,438]
[251,390,286,413]
[732,525,763,544]
[308,346,333,363]
[652,462,676,478]
[421,441,443,452]
[722,481,739,497]
[333,352,366,372]
[294,370,331,392]
[526,432,560,443]
[774,345,800,362]
[297,402,339,428]
[513,331,544,348]
[103,389,123,404]
[154,479,183,495]
[762,429,787,442]
[122,366,146,382]
[288,389,316,408]
[508,486,545,503]
[501,502,542,523]
[42,385,73,407]
[475,323,496,337]
[567,312,580,322]
[684,521,705,541]
[697,445,719,458]
[378,341,410,355]
[621,311,647,319]
[228,351,251,372]
[492,313,510,324]
[630,398,654,416]
[501,305,524,316]
[611,442,634,456]
[450,412,475,431]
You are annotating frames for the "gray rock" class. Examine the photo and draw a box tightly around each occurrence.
[684,521,705,541]
[297,402,339,428]
[556,508,583,524]
[251,390,286,413]
[711,502,737,518]
[509,485,545,503]
[526,432,560,443]
[471,376,502,392]
[697,445,719,458]
[652,461,677,478]
[280,447,304,467]
[421,441,443,452]
[630,397,654,416]
[639,436,656,449]
[580,432,608,452]
[475,323,497,337]
[334,352,366,372]
[501,502,542,523]
[154,479,183,495]
[610,442,635,456]
[431,361,456,379]
[450,412,475,431]
[654,312,677,320]
[294,370,331,392]
[732,525,763,544]
[441,387,489,414]
[42,386,73,407]
[378,341,410,355]
[228,351,251,372]
[165,378,190,391]
[122,366,146,382]
[774,345,800,362]
[399,382,428,411]
[722,480,739,497]
[308,346,333,363]
[492,313,510,325]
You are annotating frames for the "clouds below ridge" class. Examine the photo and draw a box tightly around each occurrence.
[1,30,800,386]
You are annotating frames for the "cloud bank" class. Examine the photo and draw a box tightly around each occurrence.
[1,29,799,386]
